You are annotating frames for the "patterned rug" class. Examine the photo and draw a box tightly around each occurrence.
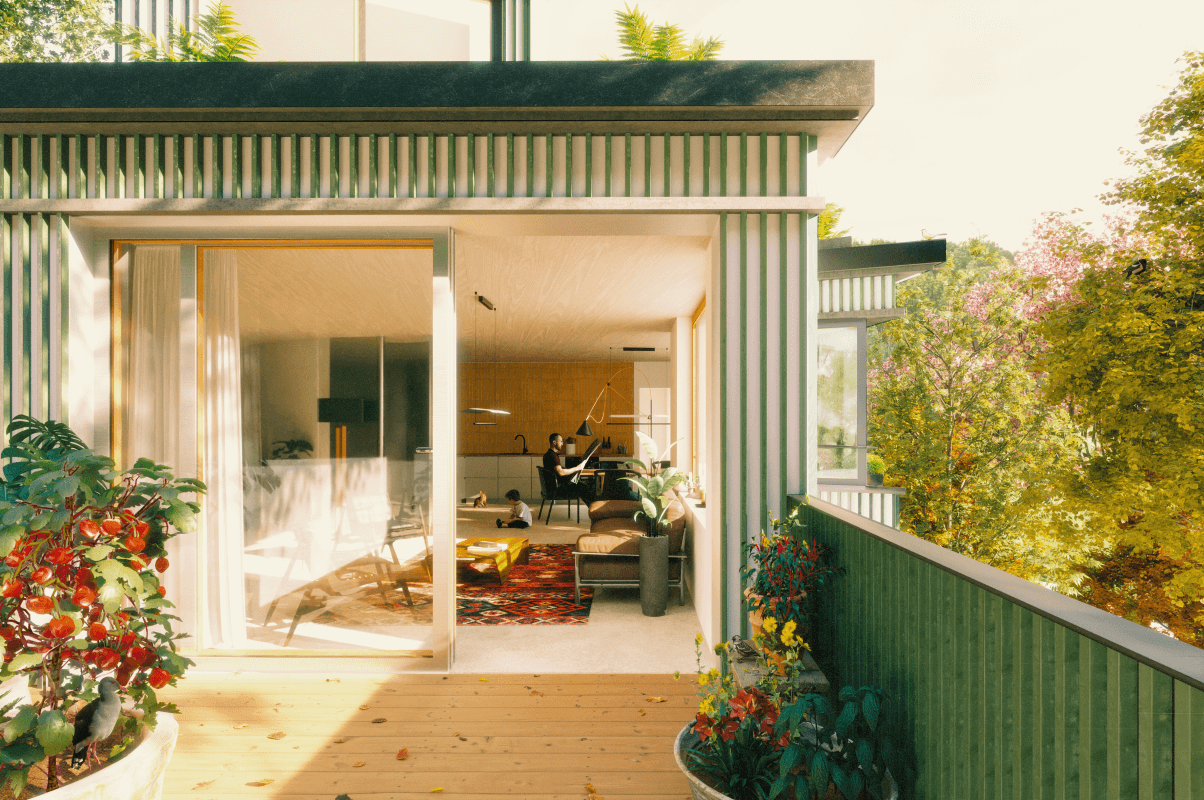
[457,544,593,625]
[306,544,592,626]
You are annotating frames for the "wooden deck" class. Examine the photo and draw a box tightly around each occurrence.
[160,672,696,800]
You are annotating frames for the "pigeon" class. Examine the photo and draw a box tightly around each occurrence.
[71,677,121,770]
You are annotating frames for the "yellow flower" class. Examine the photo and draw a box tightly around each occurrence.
[695,633,703,645]
[762,616,778,634]
[699,696,717,717]
[698,673,710,686]
[781,620,798,648]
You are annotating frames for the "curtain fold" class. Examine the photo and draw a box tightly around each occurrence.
[125,247,181,470]
[202,250,246,649]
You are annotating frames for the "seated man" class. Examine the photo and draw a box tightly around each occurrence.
[543,433,597,505]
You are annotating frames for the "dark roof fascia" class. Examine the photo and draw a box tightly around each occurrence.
[0,60,872,128]
[818,239,947,274]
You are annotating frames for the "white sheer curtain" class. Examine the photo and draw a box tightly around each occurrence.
[125,247,180,469]
[202,250,246,649]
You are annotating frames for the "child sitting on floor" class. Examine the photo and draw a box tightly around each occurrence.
[496,489,533,528]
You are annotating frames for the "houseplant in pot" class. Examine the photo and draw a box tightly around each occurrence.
[865,454,886,488]
[621,431,689,617]
[0,416,204,798]
[742,508,842,643]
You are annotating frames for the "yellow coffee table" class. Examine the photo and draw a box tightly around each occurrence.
[456,537,530,584]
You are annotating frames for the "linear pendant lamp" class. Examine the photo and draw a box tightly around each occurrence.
[576,364,660,436]
[462,292,509,423]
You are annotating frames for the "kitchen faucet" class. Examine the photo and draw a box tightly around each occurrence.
[514,434,528,454]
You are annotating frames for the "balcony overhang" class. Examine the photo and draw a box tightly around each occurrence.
[0,60,873,163]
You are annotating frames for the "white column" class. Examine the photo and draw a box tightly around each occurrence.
[669,315,692,476]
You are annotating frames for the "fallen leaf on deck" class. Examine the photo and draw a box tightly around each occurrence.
[431,788,444,793]
[529,690,543,697]
[327,679,341,683]
[673,670,681,680]
[645,696,667,703]
[267,731,286,740]
[191,780,215,790]
[359,704,371,710]
[585,782,596,792]
[396,748,409,760]
[353,761,366,767]
[586,781,603,798]
[336,795,352,800]
[245,779,274,787]
[333,738,347,744]
[637,709,646,716]
[479,677,488,681]
[458,736,467,741]
[233,724,248,729]
[452,731,460,736]
[372,717,387,724]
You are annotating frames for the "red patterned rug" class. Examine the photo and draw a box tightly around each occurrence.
[457,543,593,625]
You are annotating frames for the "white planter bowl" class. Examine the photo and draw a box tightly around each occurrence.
[43,713,178,800]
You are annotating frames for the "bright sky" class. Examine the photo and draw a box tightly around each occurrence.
[509,0,1204,252]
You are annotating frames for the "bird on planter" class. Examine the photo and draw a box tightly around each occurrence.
[71,677,121,771]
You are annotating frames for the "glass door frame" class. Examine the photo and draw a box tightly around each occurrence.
[106,228,457,672]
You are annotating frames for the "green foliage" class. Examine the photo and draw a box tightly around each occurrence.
[818,203,851,240]
[621,431,689,535]
[0,0,111,62]
[741,509,842,630]
[869,269,1098,592]
[111,1,259,62]
[606,3,723,61]
[898,236,1014,312]
[270,439,312,460]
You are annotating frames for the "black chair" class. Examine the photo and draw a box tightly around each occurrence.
[535,465,582,524]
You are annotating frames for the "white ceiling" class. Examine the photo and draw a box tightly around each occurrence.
[233,234,710,361]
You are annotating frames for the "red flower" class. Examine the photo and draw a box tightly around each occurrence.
[30,566,53,585]
[88,622,107,641]
[45,547,73,565]
[92,648,119,670]
[719,717,741,742]
[128,645,154,668]
[118,632,135,650]
[155,557,169,573]
[134,521,149,537]
[72,586,97,607]
[692,712,715,740]
[148,667,170,689]
[128,555,148,571]
[44,616,75,638]
[79,519,100,540]
[1,580,22,598]
[124,536,146,554]
[26,596,53,615]
[100,519,122,535]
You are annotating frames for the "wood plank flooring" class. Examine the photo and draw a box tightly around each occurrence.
[160,673,696,799]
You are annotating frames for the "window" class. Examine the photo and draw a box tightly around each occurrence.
[692,299,707,489]
[817,321,866,484]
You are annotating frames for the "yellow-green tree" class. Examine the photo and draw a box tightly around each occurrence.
[0,0,110,62]
[607,3,722,61]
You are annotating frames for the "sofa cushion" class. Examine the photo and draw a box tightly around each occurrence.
[588,499,641,522]
[576,523,642,556]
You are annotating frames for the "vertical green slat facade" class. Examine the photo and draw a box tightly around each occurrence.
[250,134,262,198]
[798,503,1204,800]
[347,134,358,198]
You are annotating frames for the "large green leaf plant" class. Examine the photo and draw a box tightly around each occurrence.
[0,416,204,794]
[621,431,690,536]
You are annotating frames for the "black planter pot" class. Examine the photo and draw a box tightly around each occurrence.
[639,533,669,617]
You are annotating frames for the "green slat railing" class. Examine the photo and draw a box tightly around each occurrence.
[794,495,1204,800]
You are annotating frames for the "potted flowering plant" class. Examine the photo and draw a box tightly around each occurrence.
[0,416,204,797]
[621,431,690,616]
[741,508,842,642]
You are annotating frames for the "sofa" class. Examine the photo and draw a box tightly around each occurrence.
[572,493,688,605]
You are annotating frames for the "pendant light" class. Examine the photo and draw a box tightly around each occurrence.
[461,292,508,422]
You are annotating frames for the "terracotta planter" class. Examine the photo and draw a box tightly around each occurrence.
[675,723,898,800]
[42,713,179,800]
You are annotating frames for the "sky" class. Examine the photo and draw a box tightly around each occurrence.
[516,0,1202,253]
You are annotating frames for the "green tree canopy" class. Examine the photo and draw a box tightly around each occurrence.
[817,202,850,240]
[0,0,111,62]
[607,3,723,61]
[111,1,259,62]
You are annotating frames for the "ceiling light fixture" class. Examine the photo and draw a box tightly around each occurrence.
[461,292,509,417]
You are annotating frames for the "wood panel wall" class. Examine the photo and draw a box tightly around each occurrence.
[459,362,635,456]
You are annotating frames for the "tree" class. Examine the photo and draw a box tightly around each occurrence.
[817,202,850,240]
[111,1,259,62]
[607,3,723,61]
[868,256,1095,591]
[0,0,111,62]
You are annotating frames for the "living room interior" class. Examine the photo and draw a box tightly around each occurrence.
[217,224,713,672]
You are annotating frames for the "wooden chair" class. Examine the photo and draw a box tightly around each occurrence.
[535,465,582,524]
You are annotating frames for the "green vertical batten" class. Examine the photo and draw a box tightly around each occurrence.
[1,135,12,200]
[583,133,592,197]
[643,133,651,197]
[54,135,67,200]
[249,134,261,198]
[564,134,572,198]
[737,211,748,635]
[347,133,358,198]
[758,212,767,538]
[230,134,242,199]
[56,214,67,425]
[1138,664,1174,800]
[407,134,417,198]
[96,135,108,200]
[1175,681,1204,799]
[2,214,10,433]
[623,133,631,197]
[779,134,787,197]
[289,134,300,198]
[15,136,29,200]
[328,134,339,199]
[38,213,49,419]
[739,133,748,197]
[427,133,436,199]
[759,133,767,197]
[506,133,514,198]
[208,136,221,199]
[446,133,456,198]
[466,133,475,198]
[525,134,533,198]
[387,134,397,199]
[133,134,146,199]
[486,133,495,198]
[663,134,670,197]
[152,134,165,200]
[682,133,690,197]
[309,135,319,199]
[36,136,48,200]
[19,213,30,415]
[604,133,612,197]
[778,213,787,506]
[270,134,280,199]
[171,135,184,199]
[367,134,377,198]
[545,134,553,197]
[719,134,728,197]
[717,212,728,642]
[702,134,711,197]
[73,135,85,199]
[191,135,203,199]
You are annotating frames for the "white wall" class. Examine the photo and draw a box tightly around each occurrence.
[257,339,330,460]
[669,315,692,478]
[632,361,670,461]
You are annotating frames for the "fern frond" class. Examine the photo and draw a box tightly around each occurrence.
[614,3,656,60]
